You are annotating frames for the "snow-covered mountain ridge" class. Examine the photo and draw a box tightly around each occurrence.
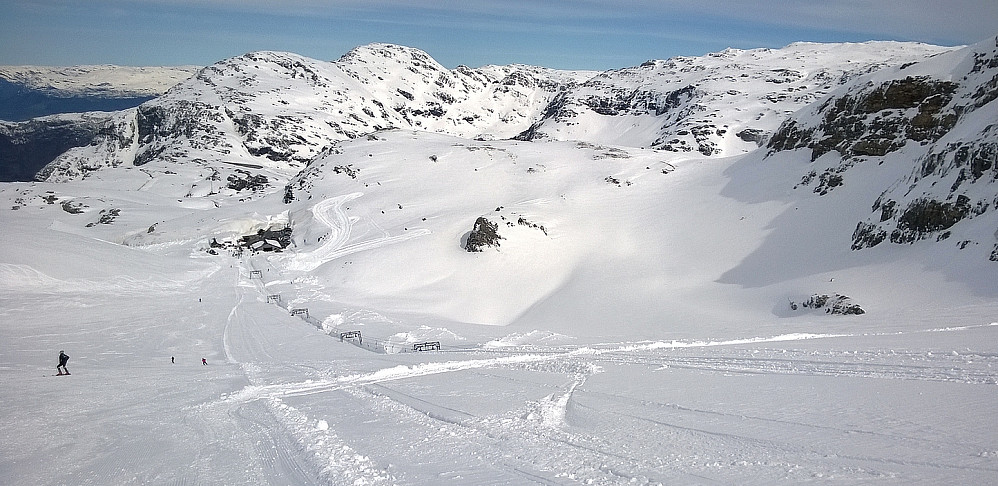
[36,41,950,181]
[36,45,594,181]
[515,41,954,155]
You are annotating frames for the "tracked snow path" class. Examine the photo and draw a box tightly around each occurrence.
[284,193,430,272]
[4,227,995,484]
[212,243,998,484]
[206,282,998,486]
[214,350,593,406]
[4,250,997,484]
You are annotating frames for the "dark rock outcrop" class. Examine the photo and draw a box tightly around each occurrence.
[465,217,503,252]
[768,76,959,161]
[791,294,865,315]
[765,36,998,257]
[887,195,974,245]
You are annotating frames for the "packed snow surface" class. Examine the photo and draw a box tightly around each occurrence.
[2,39,998,485]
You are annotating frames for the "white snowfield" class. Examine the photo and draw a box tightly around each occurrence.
[2,40,998,485]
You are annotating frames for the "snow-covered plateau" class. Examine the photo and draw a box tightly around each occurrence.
[0,64,200,121]
[1,37,997,485]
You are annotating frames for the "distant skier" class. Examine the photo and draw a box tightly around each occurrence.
[171,356,175,364]
[202,357,207,366]
[57,350,70,375]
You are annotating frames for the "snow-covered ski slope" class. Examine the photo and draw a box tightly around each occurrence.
[2,38,998,484]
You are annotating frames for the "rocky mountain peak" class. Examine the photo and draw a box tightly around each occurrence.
[337,43,446,71]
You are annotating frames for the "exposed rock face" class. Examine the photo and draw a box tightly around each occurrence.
[134,99,228,166]
[0,113,113,181]
[465,217,503,252]
[768,76,959,160]
[893,196,977,243]
[767,35,998,256]
[35,109,137,182]
[853,195,979,249]
[791,294,865,315]
[736,128,767,145]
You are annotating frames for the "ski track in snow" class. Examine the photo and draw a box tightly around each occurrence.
[284,193,430,272]
[189,232,998,483]
[184,238,998,484]
[216,324,998,411]
[215,352,589,405]
[204,311,998,483]
[148,241,997,482]
[36,241,986,486]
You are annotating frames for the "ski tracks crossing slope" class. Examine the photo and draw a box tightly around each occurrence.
[285,192,430,272]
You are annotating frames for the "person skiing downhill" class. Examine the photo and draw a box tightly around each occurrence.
[57,350,70,375]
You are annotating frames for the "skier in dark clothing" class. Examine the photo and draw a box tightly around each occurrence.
[57,350,70,375]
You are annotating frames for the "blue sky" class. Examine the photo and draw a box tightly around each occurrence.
[2,0,996,70]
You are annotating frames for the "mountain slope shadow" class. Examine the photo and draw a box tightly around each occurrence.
[714,149,907,289]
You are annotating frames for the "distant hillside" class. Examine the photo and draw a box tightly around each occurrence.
[0,65,199,121]
[0,65,198,181]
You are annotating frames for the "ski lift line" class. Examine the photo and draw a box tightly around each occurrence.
[413,341,441,352]
[236,256,500,355]
[250,273,567,355]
